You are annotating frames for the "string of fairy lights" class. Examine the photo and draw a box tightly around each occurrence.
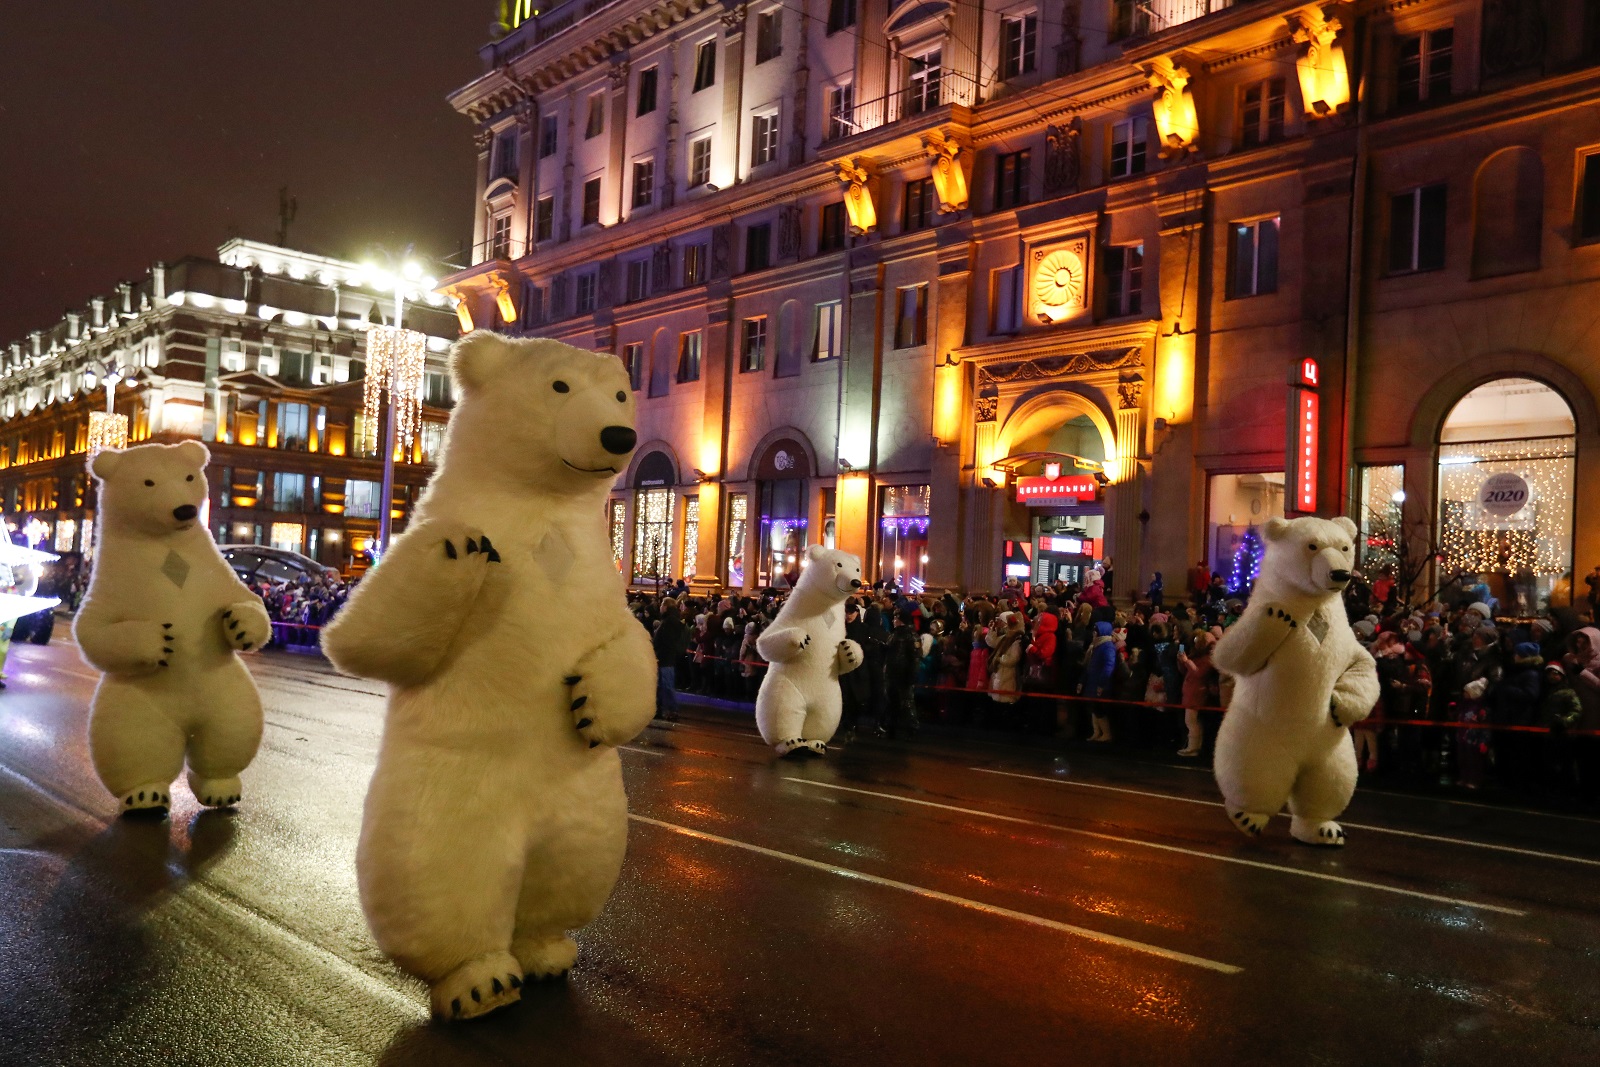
[362,326,427,458]
[1437,437,1575,578]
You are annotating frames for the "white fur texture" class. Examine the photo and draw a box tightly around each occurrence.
[75,442,267,813]
[1211,516,1379,847]
[753,545,864,754]
[321,331,656,1021]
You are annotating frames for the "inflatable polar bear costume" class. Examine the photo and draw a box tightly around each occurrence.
[321,331,657,1022]
[754,545,865,756]
[1211,515,1380,847]
[75,442,272,815]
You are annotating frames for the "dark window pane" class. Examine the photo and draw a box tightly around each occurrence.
[1418,184,1448,270]
[1257,219,1279,293]
[1389,191,1417,272]
[1582,155,1600,240]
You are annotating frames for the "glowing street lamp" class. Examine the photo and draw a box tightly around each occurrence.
[361,248,434,558]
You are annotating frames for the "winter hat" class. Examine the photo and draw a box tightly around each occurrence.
[1531,618,1555,636]
[1544,661,1567,677]
[1467,602,1493,619]
[1406,629,1424,646]
[1463,677,1489,700]
[1514,641,1541,659]
[1150,612,1170,626]
[1353,619,1377,638]
[1095,621,1113,637]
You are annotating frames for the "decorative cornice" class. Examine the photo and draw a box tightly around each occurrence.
[976,348,1145,388]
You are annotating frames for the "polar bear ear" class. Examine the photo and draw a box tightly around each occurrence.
[448,330,515,394]
[174,440,210,469]
[1331,516,1359,540]
[805,544,828,562]
[1262,517,1292,542]
[90,449,124,481]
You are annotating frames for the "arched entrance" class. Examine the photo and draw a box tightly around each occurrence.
[631,450,676,586]
[995,412,1112,589]
[754,438,811,589]
[1435,377,1576,612]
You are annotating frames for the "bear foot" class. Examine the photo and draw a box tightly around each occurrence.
[118,783,172,817]
[1227,808,1270,838]
[187,772,242,808]
[431,950,523,1021]
[1290,817,1347,847]
[802,740,828,756]
[513,935,578,980]
[774,738,807,757]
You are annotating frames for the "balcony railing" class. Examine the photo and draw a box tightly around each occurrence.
[821,70,980,147]
[1111,0,1236,41]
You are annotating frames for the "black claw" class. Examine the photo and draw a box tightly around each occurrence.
[478,535,494,552]
[125,796,133,806]
[508,975,521,989]
[164,647,173,654]
[241,642,253,651]
[471,987,481,1003]
[564,675,582,685]
[466,538,479,554]
[162,622,173,629]
[576,717,593,729]
[444,539,458,559]
[486,548,501,563]
[571,696,588,711]
[451,998,461,1017]
[158,660,168,667]
[138,791,145,800]
[589,740,601,748]
[227,619,238,630]
[492,978,504,994]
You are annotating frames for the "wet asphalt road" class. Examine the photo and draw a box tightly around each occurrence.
[0,639,1597,1067]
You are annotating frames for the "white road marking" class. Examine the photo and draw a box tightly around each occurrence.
[629,813,1243,975]
[42,664,100,683]
[788,778,1527,917]
[972,768,1600,869]
[622,745,669,757]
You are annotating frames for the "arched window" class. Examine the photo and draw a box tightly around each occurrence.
[754,437,811,588]
[1437,378,1575,611]
[1471,147,1543,278]
[631,451,676,585]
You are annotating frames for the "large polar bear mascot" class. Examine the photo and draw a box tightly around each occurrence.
[322,332,657,1021]
[1211,515,1379,847]
[75,441,271,815]
[754,545,865,756]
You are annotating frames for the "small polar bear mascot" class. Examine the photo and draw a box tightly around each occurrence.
[754,545,865,756]
[321,331,657,1022]
[75,441,272,816]
[1211,515,1380,847]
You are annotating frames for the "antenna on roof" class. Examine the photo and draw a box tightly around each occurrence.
[276,186,299,249]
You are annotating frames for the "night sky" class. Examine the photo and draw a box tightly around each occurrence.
[0,2,491,343]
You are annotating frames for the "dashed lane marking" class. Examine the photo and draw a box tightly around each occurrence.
[787,778,1527,918]
[971,767,1600,869]
[628,813,1244,975]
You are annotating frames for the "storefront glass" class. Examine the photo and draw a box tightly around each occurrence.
[1357,464,1405,575]
[632,487,672,584]
[758,478,807,588]
[727,493,748,587]
[681,496,699,579]
[878,484,931,591]
[1207,472,1285,594]
[609,499,626,572]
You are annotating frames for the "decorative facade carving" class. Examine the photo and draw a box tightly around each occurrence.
[720,2,747,33]
[1287,7,1350,117]
[473,127,494,152]
[1030,237,1089,323]
[651,242,673,289]
[1118,376,1144,409]
[1055,0,1082,77]
[597,259,615,307]
[975,395,999,423]
[836,158,878,235]
[923,130,969,213]
[976,348,1143,386]
[608,58,631,89]
[1043,117,1083,195]
[1142,56,1200,158]
[711,223,733,278]
[778,204,802,259]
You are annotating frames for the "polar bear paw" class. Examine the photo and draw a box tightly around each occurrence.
[431,950,523,1021]
[187,772,241,808]
[1261,605,1299,630]
[803,739,829,756]
[513,935,579,980]
[1291,817,1347,847]
[222,603,272,653]
[836,639,864,672]
[118,783,172,817]
[774,738,807,757]
[1227,808,1271,838]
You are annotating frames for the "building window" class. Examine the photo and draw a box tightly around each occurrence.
[489,213,512,259]
[682,495,700,579]
[879,484,931,591]
[610,498,626,570]
[995,149,1030,210]
[683,242,706,286]
[1388,185,1447,274]
[270,522,304,553]
[585,93,605,139]
[745,222,772,271]
[1397,27,1453,107]
[1238,77,1287,148]
[741,317,767,372]
[535,195,554,242]
[907,49,942,114]
[727,492,748,586]
[826,0,856,35]
[755,9,783,64]
[693,40,717,93]
[636,67,658,117]
[814,301,842,360]
[1579,151,1600,241]
[626,259,651,303]
[819,202,847,252]
[345,479,381,519]
[1110,118,1147,178]
[751,111,779,167]
[991,265,1021,334]
[493,128,518,180]
[623,342,645,391]
[1104,243,1144,317]
[576,271,597,313]
[633,487,673,583]
[582,177,601,226]
[677,331,702,382]
[826,84,855,140]
[1227,217,1280,298]
[539,114,559,158]
[277,402,310,451]
[689,136,712,186]
[272,472,306,512]
[902,177,934,232]
[894,285,928,348]
[632,159,654,208]
[1001,13,1038,79]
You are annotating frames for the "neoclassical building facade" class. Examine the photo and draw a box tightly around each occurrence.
[443,0,1600,605]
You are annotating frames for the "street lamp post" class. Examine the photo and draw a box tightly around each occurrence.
[362,254,432,561]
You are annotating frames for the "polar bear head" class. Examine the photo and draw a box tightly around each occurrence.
[90,441,210,539]
[795,544,864,602]
[441,330,636,495]
[1259,515,1359,600]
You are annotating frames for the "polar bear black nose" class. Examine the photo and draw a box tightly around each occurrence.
[850,579,862,589]
[173,504,198,521]
[600,426,637,455]
[1329,569,1351,584]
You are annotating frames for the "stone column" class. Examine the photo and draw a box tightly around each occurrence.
[472,127,493,261]
[560,89,576,242]
[1108,377,1146,603]
[518,97,538,257]
[927,234,973,591]
[717,3,748,185]
[609,59,631,223]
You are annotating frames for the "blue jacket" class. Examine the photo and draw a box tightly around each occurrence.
[1083,635,1118,698]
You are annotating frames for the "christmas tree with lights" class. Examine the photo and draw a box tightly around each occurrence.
[1228,527,1265,596]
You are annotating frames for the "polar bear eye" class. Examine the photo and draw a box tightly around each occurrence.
[1307,543,1318,551]
[144,479,154,487]
[616,391,626,402]
[186,475,194,482]
[552,381,570,393]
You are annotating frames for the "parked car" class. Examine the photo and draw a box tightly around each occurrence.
[219,545,338,585]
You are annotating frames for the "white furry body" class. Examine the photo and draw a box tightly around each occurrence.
[753,548,864,754]
[1211,517,1380,846]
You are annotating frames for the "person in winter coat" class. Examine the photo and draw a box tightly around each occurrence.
[652,599,692,722]
[1026,611,1058,684]
[1176,631,1218,757]
[1053,613,1086,737]
[1082,621,1118,742]
[1540,661,1584,800]
[965,612,991,691]
[1362,632,1409,773]
[987,612,1025,705]
[1147,572,1164,611]
[1080,578,1110,611]
[839,602,876,741]
[1494,641,1547,788]
[883,608,922,738]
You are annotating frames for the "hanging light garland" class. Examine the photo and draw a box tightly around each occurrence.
[363,326,427,457]
[86,410,129,458]
[1437,436,1574,579]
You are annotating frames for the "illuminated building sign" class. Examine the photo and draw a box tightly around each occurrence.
[1015,474,1098,505]
[1297,357,1319,388]
[1290,386,1319,513]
